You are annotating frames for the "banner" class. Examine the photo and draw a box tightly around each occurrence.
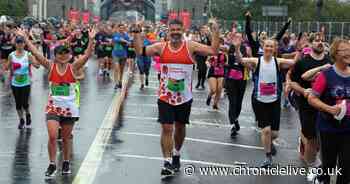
[93,16,100,23]
[70,9,80,23]
[82,11,90,24]
[168,11,178,21]
[180,10,191,30]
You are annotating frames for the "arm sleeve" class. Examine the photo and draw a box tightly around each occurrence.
[275,21,291,42]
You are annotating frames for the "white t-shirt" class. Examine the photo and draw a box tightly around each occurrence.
[257,57,278,103]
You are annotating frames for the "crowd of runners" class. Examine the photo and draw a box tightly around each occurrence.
[0,11,350,184]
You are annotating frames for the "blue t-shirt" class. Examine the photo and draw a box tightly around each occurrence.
[112,32,130,58]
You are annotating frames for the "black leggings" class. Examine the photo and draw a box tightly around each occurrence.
[11,85,31,110]
[196,59,207,86]
[225,80,247,123]
[319,131,350,184]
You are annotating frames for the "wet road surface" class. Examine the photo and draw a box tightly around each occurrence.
[0,59,315,184]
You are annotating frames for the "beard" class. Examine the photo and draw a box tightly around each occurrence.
[313,45,324,54]
[170,33,182,43]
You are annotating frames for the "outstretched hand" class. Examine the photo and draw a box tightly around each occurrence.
[245,11,251,18]
[208,18,219,33]
[15,28,28,39]
[88,27,97,39]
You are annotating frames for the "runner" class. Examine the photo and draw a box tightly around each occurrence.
[206,38,227,110]
[239,38,296,168]
[112,23,130,89]
[194,25,211,89]
[224,32,250,138]
[136,34,152,90]
[290,32,331,181]
[133,18,220,179]
[0,25,15,83]
[5,36,39,129]
[15,27,96,178]
[308,38,350,184]
[95,25,109,76]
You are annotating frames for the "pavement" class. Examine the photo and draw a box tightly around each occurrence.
[0,58,315,184]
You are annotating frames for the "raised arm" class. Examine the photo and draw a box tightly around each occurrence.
[189,19,220,56]
[73,28,96,70]
[15,28,50,69]
[275,18,292,42]
[245,12,259,55]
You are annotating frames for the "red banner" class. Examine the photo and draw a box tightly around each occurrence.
[69,9,80,23]
[93,16,100,23]
[168,11,178,21]
[82,11,90,24]
[180,10,191,30]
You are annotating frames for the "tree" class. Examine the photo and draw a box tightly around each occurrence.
[0,0,26,17]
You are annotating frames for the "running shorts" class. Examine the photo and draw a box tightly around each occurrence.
[158,99,192,124]
[252,98,281,131]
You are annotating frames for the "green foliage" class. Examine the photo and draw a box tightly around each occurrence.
[211,0,350,21]
[0,0,26,17]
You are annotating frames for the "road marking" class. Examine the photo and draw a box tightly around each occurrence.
[120,131,264,150]
[122,115,257,129]
[112,153,247,167]
[73,73,130,184]
[127,93,228,104]
[126,103,227,113]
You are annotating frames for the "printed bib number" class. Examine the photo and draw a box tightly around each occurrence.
[228,69,243,80]
[260,82,276,96]
[74,47,83,53]
[14,74,28,84]
[167,79,185,92]
[214,67,224,76]
[51,84,70,96]
[105,46,112,51]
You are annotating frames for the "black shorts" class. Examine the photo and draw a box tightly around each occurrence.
[46,114,79,124]
[158,99,192,124]
[127,50,136,59]
[96,50,106,59]
[298,107,318,139]
[252,98,281,131]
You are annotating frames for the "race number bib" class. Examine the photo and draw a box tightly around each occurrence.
[228,69,243,80]
[260,82,276,96]
[214,67,224,76]
[51,84,70,96]
[167,79,185,92]
[14,74,28,84]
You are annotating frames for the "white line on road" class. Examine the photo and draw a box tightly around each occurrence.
[73,75,130,184]
[126,103,227,114]
[113,153,247,168]
[123,115,255,129]
[120,131,264,150]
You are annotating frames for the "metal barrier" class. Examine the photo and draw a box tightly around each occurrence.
[192,20,350,42]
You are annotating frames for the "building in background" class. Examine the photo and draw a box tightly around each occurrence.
[155,0,169,21]
[168,0,208,25]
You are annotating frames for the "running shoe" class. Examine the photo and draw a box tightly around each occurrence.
[206,95,212,106]
[172,155,181,172]
[271,143,277,156]
[233,120,240,131]
[98,69,103,76]
[213,105,219,110]
[307,167,319,182]
[230,126,237,138]
[260,158,273,168]
[161,161,175,179]
[25,114,32,128]
[114,83,119,90]
[145,78,149,86]
[313,176,325,184]
[62,161,72,175]
[140,84,144,90]
[18,119,25,130]
[195,83,200,89]
[45,163,57,178]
